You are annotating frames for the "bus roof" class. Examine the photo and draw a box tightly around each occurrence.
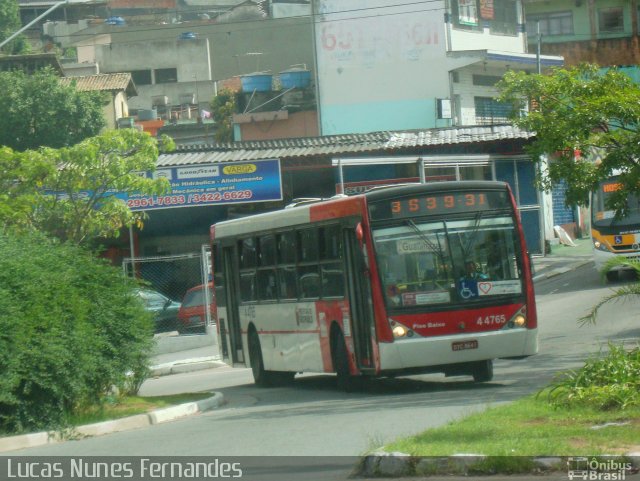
[363,180,508,201]
[211,180,510,240]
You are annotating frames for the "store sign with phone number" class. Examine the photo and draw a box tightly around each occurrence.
[121,159,282,211]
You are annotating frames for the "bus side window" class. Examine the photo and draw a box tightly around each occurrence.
[278,266,297,299]
[299,266,320,298]
[239,272,256,302]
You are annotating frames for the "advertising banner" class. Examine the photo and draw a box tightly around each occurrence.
[121,159,282,211]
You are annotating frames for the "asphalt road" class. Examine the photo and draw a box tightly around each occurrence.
[4,263,639,480]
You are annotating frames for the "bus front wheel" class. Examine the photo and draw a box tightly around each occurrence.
[333,331,352,391]
[472,360,493,383]
[248,330,270,387]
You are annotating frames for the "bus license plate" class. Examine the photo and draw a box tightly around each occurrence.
[452,340,478,351]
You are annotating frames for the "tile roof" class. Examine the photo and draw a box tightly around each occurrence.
[158,124,533,166]
[60,73,137,96]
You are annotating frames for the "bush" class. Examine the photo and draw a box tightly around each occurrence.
[0,231,153,435]
[546,343,640,410]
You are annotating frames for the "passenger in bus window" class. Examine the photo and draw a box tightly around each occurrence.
[485,233,505,280]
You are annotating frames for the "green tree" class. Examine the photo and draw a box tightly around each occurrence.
[0,130,174,244]
[0,0,29,54]
[0,146,52,232]
[0,67,106,151]
[498,63,640,216]
[34,129,174,244]
[210,88,236,143]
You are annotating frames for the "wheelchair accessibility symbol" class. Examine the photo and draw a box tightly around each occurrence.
[459,280,478,299]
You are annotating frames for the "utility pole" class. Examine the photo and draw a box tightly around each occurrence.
[536,20,541,75]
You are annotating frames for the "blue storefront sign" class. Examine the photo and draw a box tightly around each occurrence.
[121,159,282,211]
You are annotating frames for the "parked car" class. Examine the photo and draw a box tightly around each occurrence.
[136,288,181,333]
[177,283,214,334]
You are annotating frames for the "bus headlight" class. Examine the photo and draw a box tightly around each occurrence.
[594,240,609,252]
[392,324,408,338]
[503,310,527,329]
[389,319,418,339]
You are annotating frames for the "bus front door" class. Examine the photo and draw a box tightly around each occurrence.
[223,246,244,365]
[344,229,375,373]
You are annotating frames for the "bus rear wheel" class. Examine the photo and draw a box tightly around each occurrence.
[472,360,493,383]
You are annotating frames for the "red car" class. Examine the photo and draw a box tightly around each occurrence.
[177,283,215,334]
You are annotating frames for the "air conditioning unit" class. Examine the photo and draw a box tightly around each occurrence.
[117,117,135,129]
[179,93,195,105]
[152,95,169,106]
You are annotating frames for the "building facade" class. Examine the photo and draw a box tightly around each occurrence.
[314,0,563,135]
[524,0,640,66]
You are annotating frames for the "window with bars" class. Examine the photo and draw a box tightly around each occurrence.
[474,96,512,125]
[598,7,624,33]
[490,0,518,36]
[526,11,573,36]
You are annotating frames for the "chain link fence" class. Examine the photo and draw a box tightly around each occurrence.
[123,247,213,335]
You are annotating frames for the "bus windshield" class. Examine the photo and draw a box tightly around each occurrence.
[592,177,640,228]
[372,215,522,308]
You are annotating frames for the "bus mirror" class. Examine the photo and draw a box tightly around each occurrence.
[355,222,364,246]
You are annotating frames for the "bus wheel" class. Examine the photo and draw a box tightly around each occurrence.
[333,332,352,391]
[472,360,493,383]
[605,271,618,283]
[248,330,270,387]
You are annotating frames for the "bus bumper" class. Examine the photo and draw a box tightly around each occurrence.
[378,328,538,371]
[593,248,640,271]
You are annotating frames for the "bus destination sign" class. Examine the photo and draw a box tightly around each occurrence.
[369,190,509,220]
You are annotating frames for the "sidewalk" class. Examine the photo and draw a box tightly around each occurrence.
[149,342,223,376]
[531,238,593,281]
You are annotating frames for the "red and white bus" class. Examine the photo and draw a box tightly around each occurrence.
[210,181,538,388]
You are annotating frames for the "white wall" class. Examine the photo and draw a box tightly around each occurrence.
[315,0,449,134]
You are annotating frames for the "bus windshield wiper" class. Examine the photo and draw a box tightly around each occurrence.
[405,219,446,263]
[462,211,484,258]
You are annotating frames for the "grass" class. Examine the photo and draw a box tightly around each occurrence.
[384,395,640,458]
[67,392,213,426]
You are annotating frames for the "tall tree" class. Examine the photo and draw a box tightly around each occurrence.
[0,67,106,151]
[1,130,174,245]
[498,63,640,216]
[0,0,29,54]
[210,88,236,143]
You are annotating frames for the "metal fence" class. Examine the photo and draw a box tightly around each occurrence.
[123,246,212,335]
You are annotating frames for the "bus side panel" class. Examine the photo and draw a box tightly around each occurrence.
[240,304,302,372]
[310,299,352,373]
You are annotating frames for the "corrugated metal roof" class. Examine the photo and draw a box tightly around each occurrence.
[60,73,137,96]
[158,124,532,167]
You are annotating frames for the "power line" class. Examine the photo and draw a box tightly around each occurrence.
[40,0,446,45]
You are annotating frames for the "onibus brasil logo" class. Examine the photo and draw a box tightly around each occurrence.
[567,457,634,480]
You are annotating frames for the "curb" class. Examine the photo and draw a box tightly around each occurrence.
[533,259,592,282]
[355,453,639,477]
[0,392,225,454]
[149,357,226,377]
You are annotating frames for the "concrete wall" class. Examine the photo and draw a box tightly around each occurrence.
[93,38,214,111]
[237,110,318,140]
